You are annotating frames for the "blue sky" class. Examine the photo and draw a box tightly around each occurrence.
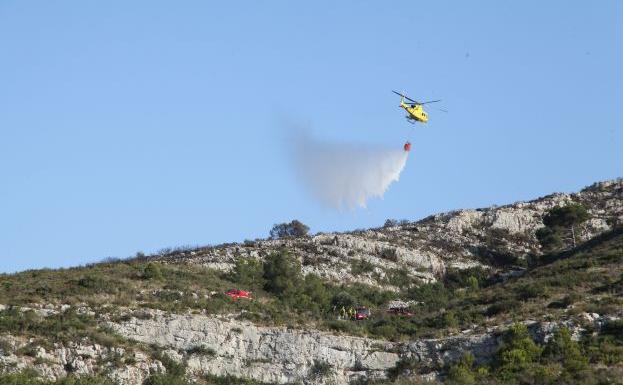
[1,1,621,272]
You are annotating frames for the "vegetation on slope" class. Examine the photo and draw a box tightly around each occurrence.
[1,204,623,384]
[1,229,622,340]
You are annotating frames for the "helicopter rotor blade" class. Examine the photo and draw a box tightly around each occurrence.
[392,90,420,104]
[419,100,442,105]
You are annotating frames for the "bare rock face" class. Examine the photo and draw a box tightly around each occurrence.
[0,336,164,385]
[109,310,399,384]
[109,310,612,384]
[106,310,516,385]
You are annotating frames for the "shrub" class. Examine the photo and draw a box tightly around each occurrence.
[384,268,416,288]
[516,283,549,300]
[542,327,587,372]
[383,219,409,228]
[602,319,623,340]
[350,259,375,275]
[153,350,187,380]
[144,374,191,385]
[475,246,520,266]
[262,251,302,297]
[384,219,399,227]
[229,258,265,289]
[331,291,356,309]
[202,374,269,385]
[442,311,459,329]
[548,293,580,309]
[543,204,589,230]
[536,227,563,252]
[466,276,479,291]
[539,203,590,250]
[407,282,449,310]
[386,356,419,380]
[326,320,358,334]
[379,248,398,262]
[445,267,489,290]
[297,274,330,311]
[585,336,623,365]
[495,323,542,376]
[446,353,477,385]
[186,345,216,356]
[370,319,398,340]
[308,359,332,379]
[485,299,521,317]
[143,263,163,280]
[269,220,309,239]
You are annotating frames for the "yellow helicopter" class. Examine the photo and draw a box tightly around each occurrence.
[392,90,444,124]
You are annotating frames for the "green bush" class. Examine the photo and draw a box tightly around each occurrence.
[350,259,375,275]
[543,204,589,230]
[384,268,416,288]
[536,227,563,252]
[406,282,449,311]
[547,293,580,309]
[326,320,359,334]
[269,220,309,239]
[143,263,163,280]
[143,374,190,385]
[466,276,479,291]
[445,267,489,290]
[538,203,590,251]
[331,291,355,309]
[542,327,587,372]
[379,248,398,262]
[495,323,542,376]
[585,337,623,366]
[229,258,265,289]
[516,283,549,300]
[262,251,302,297]
[442,311,459,329]
[293,274,330,313]
[602,319,623,340]
[446,353,477,385]
[485,299,520,317]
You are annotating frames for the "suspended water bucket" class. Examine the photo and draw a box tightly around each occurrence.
[403,142,412,152]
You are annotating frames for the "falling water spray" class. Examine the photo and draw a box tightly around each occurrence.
[291,131,410,209]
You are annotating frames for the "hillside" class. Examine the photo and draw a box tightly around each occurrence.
[161,179,623,289]
[0,179,622,385]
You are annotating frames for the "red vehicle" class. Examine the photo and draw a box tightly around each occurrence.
[225,289,252,300]
[354,307,370,320]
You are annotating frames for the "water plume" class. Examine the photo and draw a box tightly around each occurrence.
[292,132,409,209]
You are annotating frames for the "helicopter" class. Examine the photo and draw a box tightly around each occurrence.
[392,90,444,124]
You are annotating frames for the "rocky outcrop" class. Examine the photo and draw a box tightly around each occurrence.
[0,336,164,385]
[2,306,618,385]
[109,309,398,384]
[161,179,623,289]
[107,309,501,384]
[107,309,620,385]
